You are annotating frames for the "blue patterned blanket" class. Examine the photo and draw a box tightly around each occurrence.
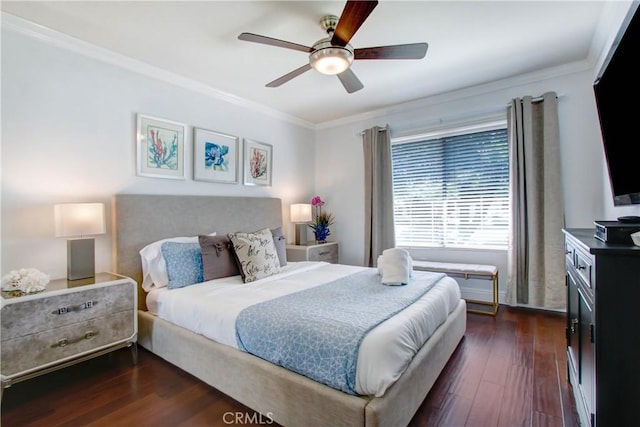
[235,268,445,395]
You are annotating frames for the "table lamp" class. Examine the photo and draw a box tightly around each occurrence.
[54,203,106,280]
[290,203,312,245]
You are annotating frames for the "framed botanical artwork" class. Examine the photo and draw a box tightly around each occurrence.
[193,128,239,184]
[136,114,186,179]
[243,139,273,186]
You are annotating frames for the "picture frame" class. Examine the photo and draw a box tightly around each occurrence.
[243,139,273,186]
[136,114,186,179]
[193,128,239,184]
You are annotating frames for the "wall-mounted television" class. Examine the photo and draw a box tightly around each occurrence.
[593,2,640,206]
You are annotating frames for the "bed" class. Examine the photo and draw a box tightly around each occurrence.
[113,194,466,427]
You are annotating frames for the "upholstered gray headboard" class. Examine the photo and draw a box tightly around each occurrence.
[113,194,283,309]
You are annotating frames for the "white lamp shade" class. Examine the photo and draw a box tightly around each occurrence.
[54,203,106,237]
[290,203,312,223]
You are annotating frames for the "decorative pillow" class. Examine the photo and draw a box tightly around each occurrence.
[271,227,287,267]
[139,233,215,291]
[198,235,240,281]
[161,242,204,289]
[228,228,281,283]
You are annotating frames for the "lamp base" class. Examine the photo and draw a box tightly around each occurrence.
[294,224,308,246]
[67,238,96,281]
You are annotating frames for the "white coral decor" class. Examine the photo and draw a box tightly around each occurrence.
[1,268,50,294]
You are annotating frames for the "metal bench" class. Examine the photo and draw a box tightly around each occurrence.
[413,260,499,315]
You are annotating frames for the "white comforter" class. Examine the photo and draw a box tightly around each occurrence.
[146,261,461,397]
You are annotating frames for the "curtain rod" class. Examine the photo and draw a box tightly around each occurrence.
[357,93,562,136]
[510,93,563,105]
[358,126,388,136]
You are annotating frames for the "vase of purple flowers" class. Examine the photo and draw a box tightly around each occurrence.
[309,196,335,244]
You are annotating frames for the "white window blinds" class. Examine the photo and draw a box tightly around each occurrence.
[391,128,509,249]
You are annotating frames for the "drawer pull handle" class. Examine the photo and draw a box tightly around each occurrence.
[52,300,99,315]
[51,330,99,348]
[565,250,572,255]
[577,265,586,271]
[570,318,579,334]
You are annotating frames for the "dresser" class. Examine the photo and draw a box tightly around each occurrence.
[286,241,339,264]
[562,229,640,426]
[0,272,137,396]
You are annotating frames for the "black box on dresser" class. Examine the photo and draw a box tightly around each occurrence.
[593,220,640,244]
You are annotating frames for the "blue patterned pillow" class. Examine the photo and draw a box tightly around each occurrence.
[161,242,204,289]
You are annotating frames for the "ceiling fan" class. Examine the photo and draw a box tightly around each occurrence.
[238,0,428,94]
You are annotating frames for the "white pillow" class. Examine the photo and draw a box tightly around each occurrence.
[140,233,215,291]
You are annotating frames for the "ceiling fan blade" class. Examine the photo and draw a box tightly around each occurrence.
[355,43,429,60]
[331,1,378,47]
[238,32,313,53]
[337,68,364,93]
[266,64,313,87]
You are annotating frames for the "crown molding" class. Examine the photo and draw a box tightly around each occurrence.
[315,57,594,131]
[1,12,315,130]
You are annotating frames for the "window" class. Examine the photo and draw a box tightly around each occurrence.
[391,125,509,249]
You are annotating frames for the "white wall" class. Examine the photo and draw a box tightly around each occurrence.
[1,29,316,280]
[314,67,607,303]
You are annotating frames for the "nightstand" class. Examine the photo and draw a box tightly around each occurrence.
[0,272,137,396]
[286,241,339,264]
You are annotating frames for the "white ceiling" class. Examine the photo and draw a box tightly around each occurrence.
[1,1,614,126]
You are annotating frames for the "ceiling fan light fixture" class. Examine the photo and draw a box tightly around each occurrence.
[309,39,354,75]
[310,48,353,75]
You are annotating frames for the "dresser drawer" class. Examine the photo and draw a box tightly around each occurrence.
[308,244,339,263]
[1,281,134,341]
[1,309,135,376]
[565,238,575,265]
[574,249,594,291]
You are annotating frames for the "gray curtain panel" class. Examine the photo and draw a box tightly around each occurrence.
[362,125,396,267]
[506,92,566,309]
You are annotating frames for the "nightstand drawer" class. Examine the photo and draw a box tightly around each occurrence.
[308,244,339,263]
[286,241,339,264]
[1,310,135,376]
[1,282,134,341]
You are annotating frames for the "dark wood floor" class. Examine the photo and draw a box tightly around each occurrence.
[1,306,578,427]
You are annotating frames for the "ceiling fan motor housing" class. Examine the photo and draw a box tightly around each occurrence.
[319,14,339,34]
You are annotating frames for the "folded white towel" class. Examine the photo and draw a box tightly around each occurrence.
[380,248,413,286]
[383,248,413,273]
[377,255,385,275]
